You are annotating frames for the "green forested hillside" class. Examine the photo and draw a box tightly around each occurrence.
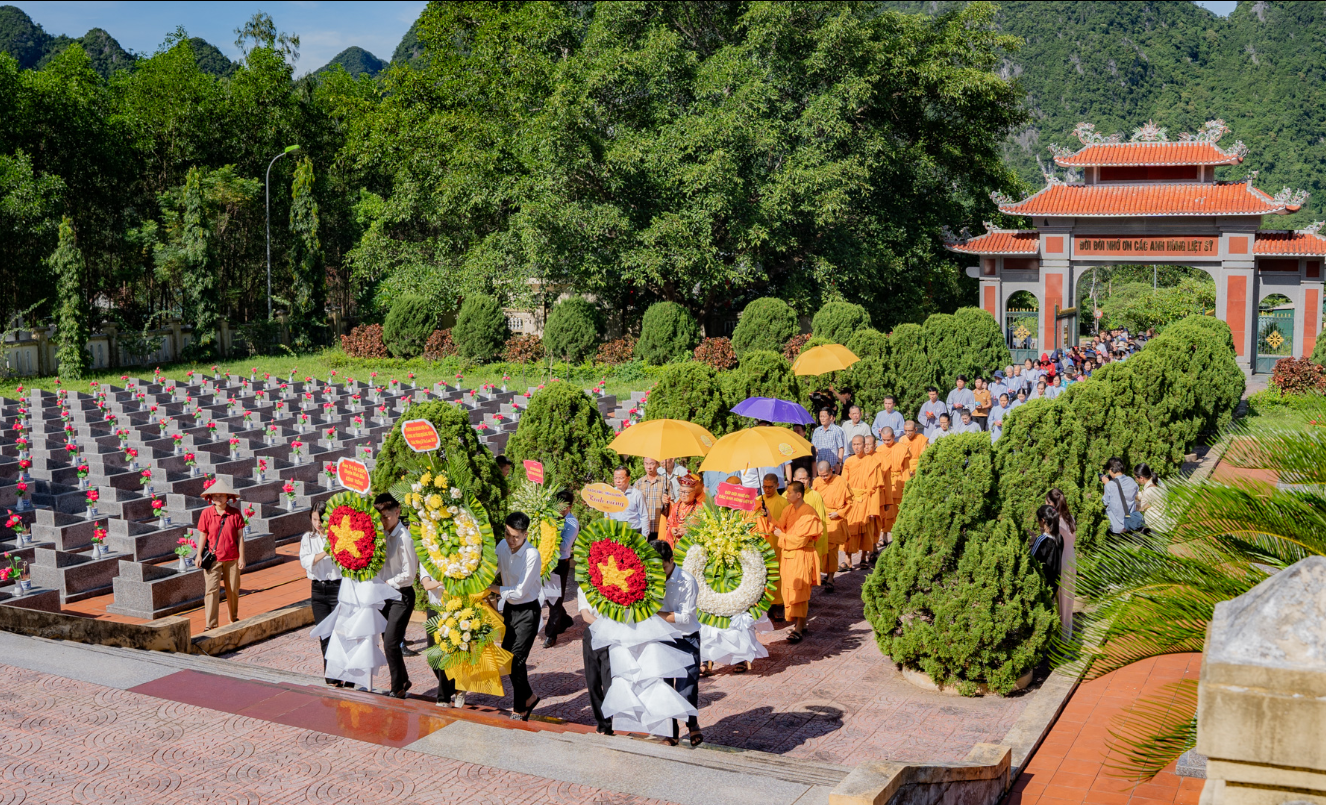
[883,0,1326,227]
[36,27,136,77]
[316,46,385,77]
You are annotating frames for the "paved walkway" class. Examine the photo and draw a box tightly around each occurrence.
[225,569,1034,765]
[1010,653,1203,805]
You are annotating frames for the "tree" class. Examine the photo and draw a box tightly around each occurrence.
[863,432,1056,694]
[723,351,802,417]
[288,155,323,338]
[645,362,738,438]
[370,400,507,522]
[0,149,63,319]
[732,298,798,359]
[885,322,932,415]
[50,216,89,379]
[542,296,601,363]
[812,301,871,345]
[505,383,618,490]
[452,293,508,362]
[382,294,435,358]
[637,301,700,365]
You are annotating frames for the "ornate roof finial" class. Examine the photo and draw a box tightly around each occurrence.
[1179,119,1231,144]
[1272,187,1310,209]
[1046,143,1076,158]
[990,190,1016,206]
[1073,122,1122,146]
[1036,155,1063,186]
[1130,120,1168,142]
[1229,140,1249,159]
[1299,221,1325,235]
[940,225,973,245]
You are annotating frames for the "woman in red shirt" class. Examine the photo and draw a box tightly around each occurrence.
[197,477,246,629]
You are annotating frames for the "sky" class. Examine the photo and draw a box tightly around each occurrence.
[13,1,427,73]
[1194,1,1237,15]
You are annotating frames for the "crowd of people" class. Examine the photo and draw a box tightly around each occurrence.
[176,326,1169,741]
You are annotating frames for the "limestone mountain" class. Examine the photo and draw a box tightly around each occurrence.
[316,46,385,78]
[881,0,1326,227]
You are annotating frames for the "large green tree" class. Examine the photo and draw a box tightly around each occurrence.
[50,216,89,379]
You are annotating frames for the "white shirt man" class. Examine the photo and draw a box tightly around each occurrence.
[608,468,651,534]
[659,563,699,635]
[918,389,947,439]
[871,397,904,442]
[496,536,543,605]
[841,406,873,446]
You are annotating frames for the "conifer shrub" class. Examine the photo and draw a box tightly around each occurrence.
[506,383,618,490]
[453,294,509,362]
[543,296,602,363]
[382,294,436,358]
[423,328,457,360]
[724,351,801,415]
[846,356,892,421]
[694,337,737,370]
[637,301,699,365]
[370,400,507,522]
[886,322,932,415]
[863,432,1056,694]
[645,362,737,437]
[847,328,889,360]
[812,300,871,344]
[1313,335,1326,366]
[731,297,797,359]
[922,308,1010,391]
[341,323,389,358]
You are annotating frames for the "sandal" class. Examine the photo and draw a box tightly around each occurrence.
[700,661,714,677]
[837,563,852,573]
[787,631,803,644]
[512,695,541,721]
[733,662,750,674]
[663,737,679,747]
[689,730,704,748]
[823,581,836,594]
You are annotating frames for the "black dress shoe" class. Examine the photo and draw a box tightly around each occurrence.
[543,635,557,648]
[401,644,420,657]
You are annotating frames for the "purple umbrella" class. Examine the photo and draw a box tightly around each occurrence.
[730,396,815,425]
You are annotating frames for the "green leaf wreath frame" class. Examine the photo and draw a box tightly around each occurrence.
[573,519,667,623]
[512,479,566,581]
[423,595,502,674]
[675,504,779,629]
[322,491,388,582]
[411,491,499,598]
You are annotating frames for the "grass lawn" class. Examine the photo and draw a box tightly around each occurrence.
[0,349,665,401]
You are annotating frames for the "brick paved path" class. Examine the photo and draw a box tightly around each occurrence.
[1010,653,1204,805]
[226,570,1032,764]
[0,663,673,805]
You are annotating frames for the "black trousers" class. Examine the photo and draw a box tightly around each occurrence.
[581,628,612,731]
[544,558,574,638]
[501,599,541,710]
[380,585,416,693]
[310,578,341,683]
[666,632,702,735]
[426,629,457,702]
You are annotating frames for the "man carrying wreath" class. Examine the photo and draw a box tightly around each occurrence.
[491,511,543,720]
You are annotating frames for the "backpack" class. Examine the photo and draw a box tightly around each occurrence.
[1030,532,1062,591]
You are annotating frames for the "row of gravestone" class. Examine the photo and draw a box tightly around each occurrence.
[0,377,633,621]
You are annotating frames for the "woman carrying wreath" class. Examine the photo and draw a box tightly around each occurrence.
[662,474,705,547]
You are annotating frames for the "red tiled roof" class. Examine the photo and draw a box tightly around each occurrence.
[946,230,1040,255]
[998,182,1293,217]
[1254,231,1326,256]
[1054,142,1241,167]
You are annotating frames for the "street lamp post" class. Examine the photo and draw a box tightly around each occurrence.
[265,144,301,320]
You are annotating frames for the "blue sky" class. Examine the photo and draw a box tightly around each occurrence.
[14,1,427,73]
[1194,1,1237,15]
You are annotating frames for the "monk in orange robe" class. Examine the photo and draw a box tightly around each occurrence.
[899,420,930,488]
[874,428,910,539]
[841,435,882,570]
[772,481,822,642]
[863,435,893,558]
[812,460,852,593]
[747,474,787,608]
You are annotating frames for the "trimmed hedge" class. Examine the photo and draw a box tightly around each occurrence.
[637,301,699,365]
[885,322,931,416]
[846,328,889,361]
[1314,335,1326,366]
[724,351,801,416]
[382,294,436,358]
[453,294,509,362]
[370,400,507,522]
[732,297,797,359]
[812,300,871,345]
[645,362,737,437]
[923,308,1010,391]
[543,297,602,363]
[506,383,618,490]
[863,432,1056,694]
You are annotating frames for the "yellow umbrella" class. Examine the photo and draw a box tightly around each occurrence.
[792,344,860,376]
[609,418,717,460]
[698,426,814,474]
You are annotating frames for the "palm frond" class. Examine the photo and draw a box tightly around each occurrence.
[1104,679,1198,781]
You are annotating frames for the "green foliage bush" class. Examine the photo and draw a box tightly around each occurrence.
[646,362,737,437]
[506,382,618,490]
[812,300,872,344]
[370,400,507,522]
[886,323,931,415]
[453,294,509,362]
[382,294,437,358]
[637,302,699,365]
[923,308,1010,391]
[542,296,602,363]
[1247,387,1326,415]
[724,351,801,416]
[1314,336,1326,366]
[731,297,797,359]
[863,432,1056,694]
[847,328,889,360]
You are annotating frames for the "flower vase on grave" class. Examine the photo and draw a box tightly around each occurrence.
[17,579,31,594]
[162,514,171,526]
[92,543,104,558]
[129,461,138,472]
[191,466,199,477]
[87,505,97,517]
[178,556,193,572]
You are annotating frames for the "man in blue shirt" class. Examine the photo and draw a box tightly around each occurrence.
[945,375,976,420]
[543,489,580,647]
[1101,456,1141,534]
[918,387,947,438]
[871,396,904,442]
[609,467,651,535]
[811,407,847,472]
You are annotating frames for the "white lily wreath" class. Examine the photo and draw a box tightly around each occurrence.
[683,544,769,619]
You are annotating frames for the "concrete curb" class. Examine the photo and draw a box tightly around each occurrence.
[190,599,314,656]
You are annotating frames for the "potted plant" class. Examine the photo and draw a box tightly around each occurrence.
[323,462,337,487]
[172,432,184,454]
[17,457,31,482]
[140,468,153,495]
[282,481,297,511]
[352,414,363,436]
[85,488,99,516]
[151,494,167,525]
[409,371,417,389]
[243,504,255,535]
[125,446,139,472]
[91,524,108,557]
[290,440,304,464]
[255,458,267,482]
[174,536,197,571]
[5,511,29,546]
[2,553,30,592]
[229,437,241,459]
